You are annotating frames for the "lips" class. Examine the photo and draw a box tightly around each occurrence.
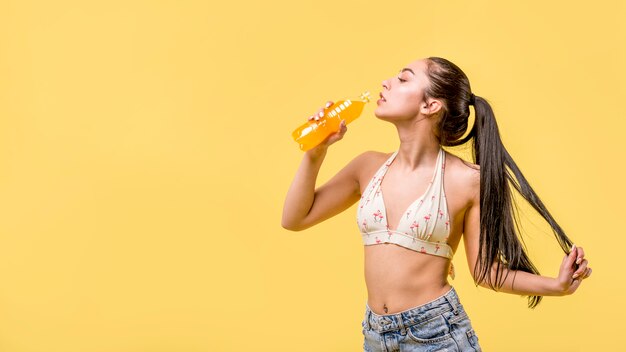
[379,92,386,102]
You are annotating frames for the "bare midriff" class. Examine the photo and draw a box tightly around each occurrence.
[364,243,452,315]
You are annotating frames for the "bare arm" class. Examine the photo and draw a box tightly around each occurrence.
[282,102,373,231]
[281,146,365,231]
[462,168,592,296]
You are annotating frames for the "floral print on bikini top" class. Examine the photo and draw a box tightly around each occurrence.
[356,147,456,279]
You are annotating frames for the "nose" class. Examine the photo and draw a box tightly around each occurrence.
[382,79,390,90]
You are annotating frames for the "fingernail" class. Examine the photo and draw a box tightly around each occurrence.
[325,102,332,108]
[570,244,576,253]
[318,111,324,118]
[576,258,582,264]
[572,273,578,279]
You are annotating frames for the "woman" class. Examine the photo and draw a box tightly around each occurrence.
[281,57,591,351]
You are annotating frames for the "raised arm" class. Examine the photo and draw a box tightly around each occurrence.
[281,100,373,231]
[462,168,592,297]
[281,146,369,231]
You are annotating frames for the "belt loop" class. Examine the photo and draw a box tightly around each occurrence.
[365,308,372,330]
[444,291,459,315]
[396,313,407,336]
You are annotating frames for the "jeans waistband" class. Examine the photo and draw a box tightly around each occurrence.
[364,286,462,334]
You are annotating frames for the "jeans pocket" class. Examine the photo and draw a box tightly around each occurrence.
[405,314,453,343]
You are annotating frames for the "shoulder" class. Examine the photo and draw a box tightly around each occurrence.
[443,150,480,203]
[347,150,393,183]
[351,150,393,166]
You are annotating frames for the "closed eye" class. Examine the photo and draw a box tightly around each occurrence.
[397,77,406,82]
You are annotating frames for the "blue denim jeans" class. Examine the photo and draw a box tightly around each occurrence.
[361,286,481,351]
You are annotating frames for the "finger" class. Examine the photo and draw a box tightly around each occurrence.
[584,267,592,279]
[572,259,588,279]
[337,127,347,138]
[325,101,333,109]
[330,121,347,136]
[317,110,324,118]
[564,245,577,269]
[576,246,585,265]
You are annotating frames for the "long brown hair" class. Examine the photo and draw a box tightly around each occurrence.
[424,57,573,308]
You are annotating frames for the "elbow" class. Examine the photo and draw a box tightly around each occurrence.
[281,210,299,231]
[281,223,300,232]
[472,274,488,289]
[475,278,493,290]
[470,263,499,290]
[281,218,305,232]
[281,210,313,231]
[473,275,497,291]
[476,264,507,292]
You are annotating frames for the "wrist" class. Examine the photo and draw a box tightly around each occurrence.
[305,146,328,161]
[549,277,567,297]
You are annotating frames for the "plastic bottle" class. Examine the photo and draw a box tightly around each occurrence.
[292,91,371,151]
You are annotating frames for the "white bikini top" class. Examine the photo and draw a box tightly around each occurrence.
[356,147,456,279]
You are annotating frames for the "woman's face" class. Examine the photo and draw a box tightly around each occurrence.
[374,59,433,122]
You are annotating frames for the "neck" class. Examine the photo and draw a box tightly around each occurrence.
[393,117,441,171]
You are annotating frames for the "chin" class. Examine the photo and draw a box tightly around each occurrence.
[374,107,385,118]
[374,107,396,122]
[375,105,420,122]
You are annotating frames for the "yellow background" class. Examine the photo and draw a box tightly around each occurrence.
[1,0,624,351]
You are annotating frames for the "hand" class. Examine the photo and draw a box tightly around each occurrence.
[554,244,592,296]
[308,101,334,122]
[306,101,348,150]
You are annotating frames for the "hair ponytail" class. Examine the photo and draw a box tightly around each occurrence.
[472,95,573,308]
[426,57,574,308]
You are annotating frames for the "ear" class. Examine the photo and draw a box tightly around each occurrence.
[421,98,443,116]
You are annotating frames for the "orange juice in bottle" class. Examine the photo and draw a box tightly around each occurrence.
[292,91,371,151]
